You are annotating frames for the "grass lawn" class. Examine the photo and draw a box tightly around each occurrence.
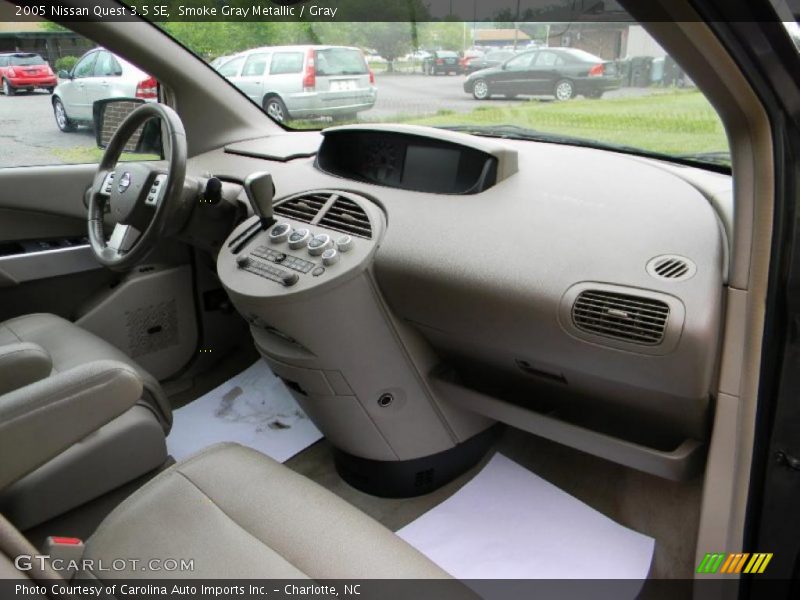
[406,89,728,158]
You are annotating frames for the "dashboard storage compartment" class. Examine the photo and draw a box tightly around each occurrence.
[430,369,706,481]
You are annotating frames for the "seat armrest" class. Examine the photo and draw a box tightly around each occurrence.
[0,360,143,490]
[0,342,52,396]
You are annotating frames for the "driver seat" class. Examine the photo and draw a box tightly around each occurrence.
[0,313,172,530]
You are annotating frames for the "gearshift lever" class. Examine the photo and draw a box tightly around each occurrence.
[244,172,276,229]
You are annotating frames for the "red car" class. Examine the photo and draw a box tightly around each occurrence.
[0,53,57,96]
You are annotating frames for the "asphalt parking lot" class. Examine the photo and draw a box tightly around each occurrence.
[0,75,653,168]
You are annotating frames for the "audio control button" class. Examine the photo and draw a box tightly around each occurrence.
[269,222,292,243]
[288,228,311,249]
[322,248,339,266]
[312,266,325,277]
[336,235,354,253]
[236,254,251,268]
[307,234,332,256]
[281,272,299,287]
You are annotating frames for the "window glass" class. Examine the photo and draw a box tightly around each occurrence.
[94,52,120,77]
[534,52,564,67]
[10,54,46,66]
[270,52,304,75]
[217,55,244,77]
[241,53,269,77]
[316,48,367,76]
[72,52,97,78]
[505,53,534,70]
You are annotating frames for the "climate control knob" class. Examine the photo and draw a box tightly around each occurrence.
[287,228,311,249]
[269,222,292,243]
[281,272,299,287]
[307,234,333,256]
[336,235,354,253]
[322,248,339,266]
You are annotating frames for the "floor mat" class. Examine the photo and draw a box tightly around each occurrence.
[397,453,654,581]
[166,360,323,462]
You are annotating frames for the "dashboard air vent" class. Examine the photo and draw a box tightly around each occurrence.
[318,196,372,239]
[646,255,696,282]
[572,290,670,346]
[273,192,331,223]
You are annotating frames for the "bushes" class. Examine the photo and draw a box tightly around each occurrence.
[54,56,78,74]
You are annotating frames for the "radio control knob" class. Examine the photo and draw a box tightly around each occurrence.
[281,272,299,287]
[269,222,292,243]
[236,254,251,268]
[336,235,354,253]
[287,228,311,249]
[322,248,339,266]
[307,234,332,256]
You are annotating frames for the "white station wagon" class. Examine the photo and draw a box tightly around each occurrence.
[216,44,377,122]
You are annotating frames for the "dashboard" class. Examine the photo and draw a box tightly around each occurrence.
[211,124,729,491]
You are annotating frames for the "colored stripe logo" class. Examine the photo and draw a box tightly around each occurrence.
[697,552,773,574]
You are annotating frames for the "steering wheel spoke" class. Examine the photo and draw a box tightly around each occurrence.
[107,224,141,254]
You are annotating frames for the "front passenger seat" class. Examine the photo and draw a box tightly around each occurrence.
[0,313,171,529]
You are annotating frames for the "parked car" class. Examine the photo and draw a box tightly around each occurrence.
[422,50,462,75]
[0,53,57,95]
[217,45,377,123]
[464,48,622,100]
[464,50,518,74]
[459,49,484,72]
[209,55,234,70]
[51,48,157,132]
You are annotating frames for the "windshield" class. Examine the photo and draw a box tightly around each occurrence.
[9,54,45,66]
[158,16,730,169]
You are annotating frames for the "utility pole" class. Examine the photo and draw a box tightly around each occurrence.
[513,0,521,50]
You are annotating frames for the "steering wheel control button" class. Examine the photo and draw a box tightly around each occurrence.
[307,234,333,256]
[336,235,354,253]
[322,248,339,266]
[288,228,311,249]
[312,266,326,277]
[145,174,167,206]
[236,254,252,269]
[102,173,115,195]
[269,222,292,243]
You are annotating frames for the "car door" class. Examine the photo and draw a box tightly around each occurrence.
[235,52,271,103]
[492,52,536,95]
[529,51,567,94]
[217,55,246,88]
[83,51,121,109]
[60,50,98,120]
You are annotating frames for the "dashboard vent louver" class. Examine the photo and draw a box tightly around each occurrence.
[647,255,696,282]
[572,290,670,346]
[273,192,331,223]
[318,196,373,239]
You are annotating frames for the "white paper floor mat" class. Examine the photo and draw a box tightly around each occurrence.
[398,453,654,580]
[167,361,323,462]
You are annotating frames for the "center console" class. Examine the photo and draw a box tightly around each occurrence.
[217,188,495,496]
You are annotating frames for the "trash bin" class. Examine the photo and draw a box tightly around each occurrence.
[629,56,653,87]
[650,57,665,85]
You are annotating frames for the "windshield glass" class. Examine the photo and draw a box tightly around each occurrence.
[157,11,730,169]
[10,54,45,66]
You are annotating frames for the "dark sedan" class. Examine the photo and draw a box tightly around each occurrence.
[422,50,462,75]
[463,48,622,100]
[464,50,517,74]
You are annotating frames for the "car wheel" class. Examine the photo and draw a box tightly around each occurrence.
[554,79,575,101]
[46,87,55,95]
[263,96,288,123]
[2,79,15,96]
[52,97,75,132]
[472,78,490,100]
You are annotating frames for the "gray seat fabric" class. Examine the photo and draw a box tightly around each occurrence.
[0,313,171,430]
[81,443,450,580]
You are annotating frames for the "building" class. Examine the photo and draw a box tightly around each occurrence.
[0,23,93,66]
[474,28,531,48]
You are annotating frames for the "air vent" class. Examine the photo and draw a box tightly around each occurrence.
[273,192,331,223]
[572,290,670,346]
[318,196,373,239]
[646,255,696,282]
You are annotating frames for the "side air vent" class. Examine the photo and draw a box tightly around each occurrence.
[273,192,331,223]
[646,255,696,282]
[572,290,670,346]
[317,196,373,239]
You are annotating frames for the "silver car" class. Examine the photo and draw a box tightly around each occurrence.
[218,45,377,122]
[52,48,155,132]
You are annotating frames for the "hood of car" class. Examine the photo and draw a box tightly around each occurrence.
[467,65,503,79]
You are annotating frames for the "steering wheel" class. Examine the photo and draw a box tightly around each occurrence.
[87,103,187,271]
